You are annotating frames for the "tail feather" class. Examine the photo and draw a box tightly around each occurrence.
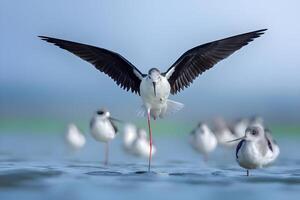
[136,100,184,118]
[163,99,184,117]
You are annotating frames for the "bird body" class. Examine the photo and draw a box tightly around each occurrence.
[235,125,279,176]
[65,123,86,150]
[140,72,171,119]
[89,109,118,165]
[131,129,156,158]
[213,117,237,148]
[123,124,156,158]
[233,118,250,138]
[90,116,116,142]
[190,123,217,158]
[123,123,137,150]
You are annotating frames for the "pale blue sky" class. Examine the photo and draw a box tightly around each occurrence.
[0,0,299,121]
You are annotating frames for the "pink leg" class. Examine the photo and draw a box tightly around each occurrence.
[147,109,153,172]
[104,142,109,165]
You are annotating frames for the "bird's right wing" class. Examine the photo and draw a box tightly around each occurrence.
[39,36,145,95]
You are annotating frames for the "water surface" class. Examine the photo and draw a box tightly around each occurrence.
[0,134,299,200]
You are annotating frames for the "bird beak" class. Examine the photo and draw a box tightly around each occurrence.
[226,136,246,143]
[152,82,156,96]
[109,117,123,123]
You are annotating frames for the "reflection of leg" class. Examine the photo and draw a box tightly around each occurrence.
[246,170,249,176]
[104,142,109,165]
[147,109,152,172]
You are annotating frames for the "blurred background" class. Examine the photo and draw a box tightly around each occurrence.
[0,0,299,135]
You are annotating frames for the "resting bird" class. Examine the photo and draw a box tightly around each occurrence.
[189,122,217,161]
[39,29,267,171]
[65,123,86,150]
[90,108,120,165]
[232,125,278,176]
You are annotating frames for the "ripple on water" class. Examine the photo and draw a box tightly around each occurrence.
[0,169,63,188]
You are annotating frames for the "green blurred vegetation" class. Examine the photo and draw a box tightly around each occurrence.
[0,117,299,137]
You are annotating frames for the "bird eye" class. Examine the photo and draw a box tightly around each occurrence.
[251,129,257,135]
[97,111,104,115]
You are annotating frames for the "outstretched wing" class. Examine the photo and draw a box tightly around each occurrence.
[39,36,145,95]
[163,29,267,94]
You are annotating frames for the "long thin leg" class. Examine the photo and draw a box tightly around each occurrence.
[147,109,153,172]
[246,170,249,176]
[104,142,109,165]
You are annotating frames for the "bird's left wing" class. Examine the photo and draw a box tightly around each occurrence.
[236,139,245,159]
[39,36,145,95]
[163,29,267,94]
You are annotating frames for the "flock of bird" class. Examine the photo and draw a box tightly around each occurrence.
[65,114,279,176]
[189,116,280,176]
[39,28,276,176]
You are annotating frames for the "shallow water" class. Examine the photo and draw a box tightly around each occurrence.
[0,134,299,200]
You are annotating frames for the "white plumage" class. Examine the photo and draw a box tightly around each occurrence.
[236,125,279,176]
[89,109,118,165]
[189,123,217,159]
[123,123,156,158]
[65,123,86,150]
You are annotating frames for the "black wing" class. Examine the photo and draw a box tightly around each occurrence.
[39,36,145,95]
[109,119,118,134]
[236,139,245,159]
[163,29,267,94]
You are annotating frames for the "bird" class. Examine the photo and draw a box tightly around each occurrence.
[123,124,156,158]
[130,128,157,158]
[39,28,267,171]
[249,116,265,127]
[90,108,120,165]
[212,117,237,148]
[123,123,138,151]
[232,118,250,138]
[189,122,217,161]
[65,123,86,150]
[232,125,277,176]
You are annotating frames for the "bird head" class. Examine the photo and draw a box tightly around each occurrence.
[148,68,161,96]
[245,125,265,142]
[96,108,110,118]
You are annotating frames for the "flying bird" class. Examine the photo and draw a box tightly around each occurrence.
[39,29,267,171]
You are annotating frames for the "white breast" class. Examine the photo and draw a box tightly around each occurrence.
[131,137,156,158]
[65,124,86,150]
[190,130,217,155]
[237,141,266,169]
[90,117,116,142]
[140,76,171,109]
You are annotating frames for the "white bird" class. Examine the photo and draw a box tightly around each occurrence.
[131,128,157,158]
[40,29,266,171]
[65,123,86,150]
[189,122,217,160]
[232,118,250,138]
[123,123,137,151]
[123,124,156,158]
[90,108,120,165]
[213,117,237,148]
[233,125,278,176]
